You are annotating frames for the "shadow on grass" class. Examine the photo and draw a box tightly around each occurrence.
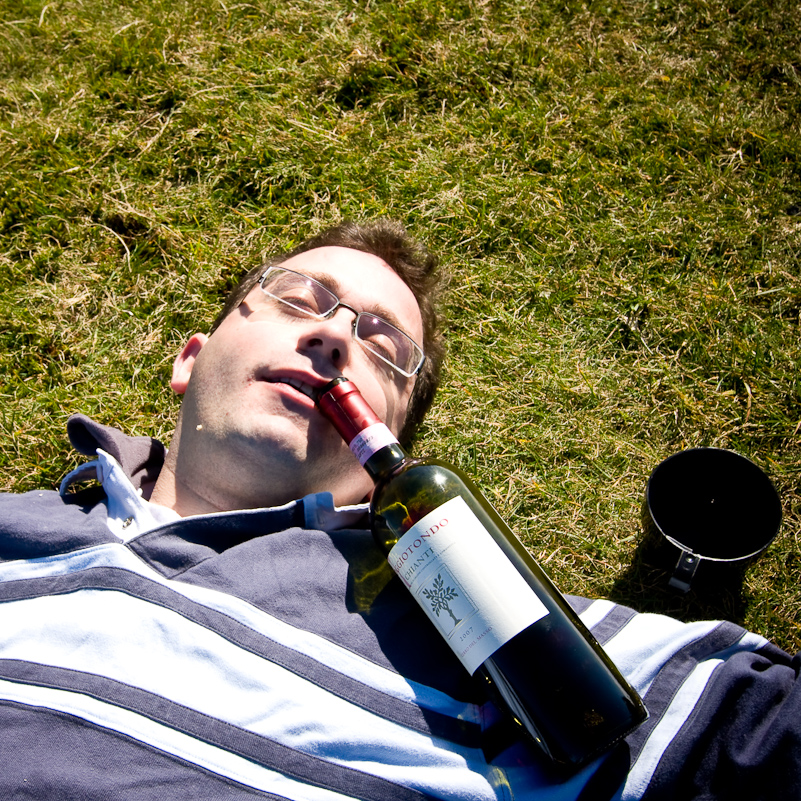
[606,509,755,625]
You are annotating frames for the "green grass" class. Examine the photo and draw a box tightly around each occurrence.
[2,0,800,649]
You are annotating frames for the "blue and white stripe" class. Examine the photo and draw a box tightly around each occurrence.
[0,541,769,800]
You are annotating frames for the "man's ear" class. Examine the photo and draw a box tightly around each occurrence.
[170,333,208,394]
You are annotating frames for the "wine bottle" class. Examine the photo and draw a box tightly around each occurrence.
[316,377,647,769]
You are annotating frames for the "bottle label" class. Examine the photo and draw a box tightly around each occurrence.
[388,496,549,674]
[348,423,399,465]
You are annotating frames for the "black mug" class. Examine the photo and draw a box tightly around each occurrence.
[644,448,782,592]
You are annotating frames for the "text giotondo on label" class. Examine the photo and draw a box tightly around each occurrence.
[391,518,449,577]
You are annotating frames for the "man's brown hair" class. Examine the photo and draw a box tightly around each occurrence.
[209,219,445,444]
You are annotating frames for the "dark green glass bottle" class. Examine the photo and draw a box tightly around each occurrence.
[317,377,647,769]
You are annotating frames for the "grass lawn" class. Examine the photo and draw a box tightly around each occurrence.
[1,0,800,649]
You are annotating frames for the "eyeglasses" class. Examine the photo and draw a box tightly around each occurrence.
[256,266,425,377]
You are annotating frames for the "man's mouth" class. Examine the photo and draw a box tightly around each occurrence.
[266,377,317,400]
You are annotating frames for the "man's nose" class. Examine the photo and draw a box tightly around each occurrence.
[298,307,357,368]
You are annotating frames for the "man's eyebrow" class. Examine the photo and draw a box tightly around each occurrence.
[305,270,413,336]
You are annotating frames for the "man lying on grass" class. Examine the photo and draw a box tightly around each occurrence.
[0,219,798,800]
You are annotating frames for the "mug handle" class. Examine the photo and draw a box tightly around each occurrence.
[669,550,700,593]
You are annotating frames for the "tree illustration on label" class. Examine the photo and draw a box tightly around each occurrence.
[423,573,462,628]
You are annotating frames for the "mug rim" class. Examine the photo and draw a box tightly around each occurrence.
[645,447,782,564]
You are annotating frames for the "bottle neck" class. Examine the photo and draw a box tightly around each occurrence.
[362,442,407,483]
[315,377,409,483]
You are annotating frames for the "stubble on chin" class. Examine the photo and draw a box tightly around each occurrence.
[172,405,368,510]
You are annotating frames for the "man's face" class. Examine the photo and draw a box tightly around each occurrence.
[167,246,424,511]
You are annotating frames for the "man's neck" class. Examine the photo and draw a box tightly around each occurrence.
[148,448,316,516]
[148,460,225,517]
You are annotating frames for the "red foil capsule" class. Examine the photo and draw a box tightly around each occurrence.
[316,378,383,446]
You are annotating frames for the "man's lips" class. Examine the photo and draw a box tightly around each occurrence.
[264,376,320,401]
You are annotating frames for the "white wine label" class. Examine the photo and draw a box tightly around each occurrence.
[388,496,549,674]
[348,423,399,465]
